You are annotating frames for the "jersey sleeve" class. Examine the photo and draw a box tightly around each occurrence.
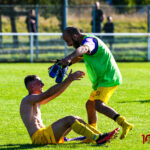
[82,37,98,55]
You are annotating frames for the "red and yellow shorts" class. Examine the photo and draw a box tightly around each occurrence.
[89,86,118,104]
[31,125,64,145]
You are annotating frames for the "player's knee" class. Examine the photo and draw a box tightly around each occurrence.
[95,100,105,110]
[74,116,82,121]
[65,115,77,125]
[86,100,94,110]
[86,100,90,109]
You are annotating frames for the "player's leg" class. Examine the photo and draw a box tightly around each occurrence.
[81,92,99,144]
[52,115,93,142]
[95,100,118,119]
[86,91,98,129]
[94,86,134,139]
[83,99,101,143]
[52,115,119,145]
[86,100,97,128]
[52,115,102,141]
[71,119,119,145]
[51,115,80,142]
[82,92,101,143]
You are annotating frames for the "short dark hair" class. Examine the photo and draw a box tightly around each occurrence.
[24,75,37,88]
[63,26,81,37]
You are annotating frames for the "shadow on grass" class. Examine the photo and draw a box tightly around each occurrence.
[118,99,150,104]
[0,144,43,150]
[0,143,108,150]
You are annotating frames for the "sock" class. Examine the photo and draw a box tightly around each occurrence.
[115,116,126,126]
[90,123,97,129]
[116,115,134,139]
[86,124,101,134]
[71,120,99,140]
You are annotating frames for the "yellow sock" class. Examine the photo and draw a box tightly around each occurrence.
[86,124,101,134]
[71,120,99,140]
[116,116,134,139]
[116,116,126,126]
[90,123,97,129]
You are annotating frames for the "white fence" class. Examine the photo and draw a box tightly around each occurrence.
[0,32,150,62]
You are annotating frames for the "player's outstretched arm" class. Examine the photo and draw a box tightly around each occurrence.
[60,46,89,66]
[71,56,83,64]
[29,70,85,105]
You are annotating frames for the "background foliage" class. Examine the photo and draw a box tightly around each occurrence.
[0,0,150,5]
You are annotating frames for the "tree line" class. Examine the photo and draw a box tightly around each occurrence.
[0,0,149,5]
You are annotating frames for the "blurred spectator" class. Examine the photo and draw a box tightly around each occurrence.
[26,10,36,43]
[92,1,104,33]
[103,16,114,50]
[26,10,36,33]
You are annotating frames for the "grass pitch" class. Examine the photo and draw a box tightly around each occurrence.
[0,62,150,150]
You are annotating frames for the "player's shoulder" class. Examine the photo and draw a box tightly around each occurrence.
[21,95,32,104]
[83,36,99,45]
[82,36,95,44]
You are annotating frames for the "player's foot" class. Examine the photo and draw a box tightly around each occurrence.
[120,122,134,139]
[96,128,120,145]
[116,116,134,139]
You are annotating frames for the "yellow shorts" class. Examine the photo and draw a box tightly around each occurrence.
[31,125,64,145]
[89,86,118,104]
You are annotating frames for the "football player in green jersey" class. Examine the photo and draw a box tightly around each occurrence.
[59,26,133,141]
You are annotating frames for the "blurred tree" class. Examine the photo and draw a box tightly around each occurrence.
[0,0,64,43]
[68,0,97,5]
[111,0,150,6]
[0,0,106,36]
[111,0,150,13]
[111,0,129,5]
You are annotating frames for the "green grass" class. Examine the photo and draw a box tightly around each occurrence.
[0,63,150,150]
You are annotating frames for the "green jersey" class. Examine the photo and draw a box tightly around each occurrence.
[82,34,122,90]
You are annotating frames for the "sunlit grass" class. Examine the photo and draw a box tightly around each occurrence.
[0,63,150,149]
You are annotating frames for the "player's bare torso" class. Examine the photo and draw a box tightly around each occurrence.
[20,95,45,137]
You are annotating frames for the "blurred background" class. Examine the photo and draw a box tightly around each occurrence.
[0,0,150,62]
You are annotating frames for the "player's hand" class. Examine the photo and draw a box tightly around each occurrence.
[48,65,53,71]
[48,60,60,71]
[67,69,85,81]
